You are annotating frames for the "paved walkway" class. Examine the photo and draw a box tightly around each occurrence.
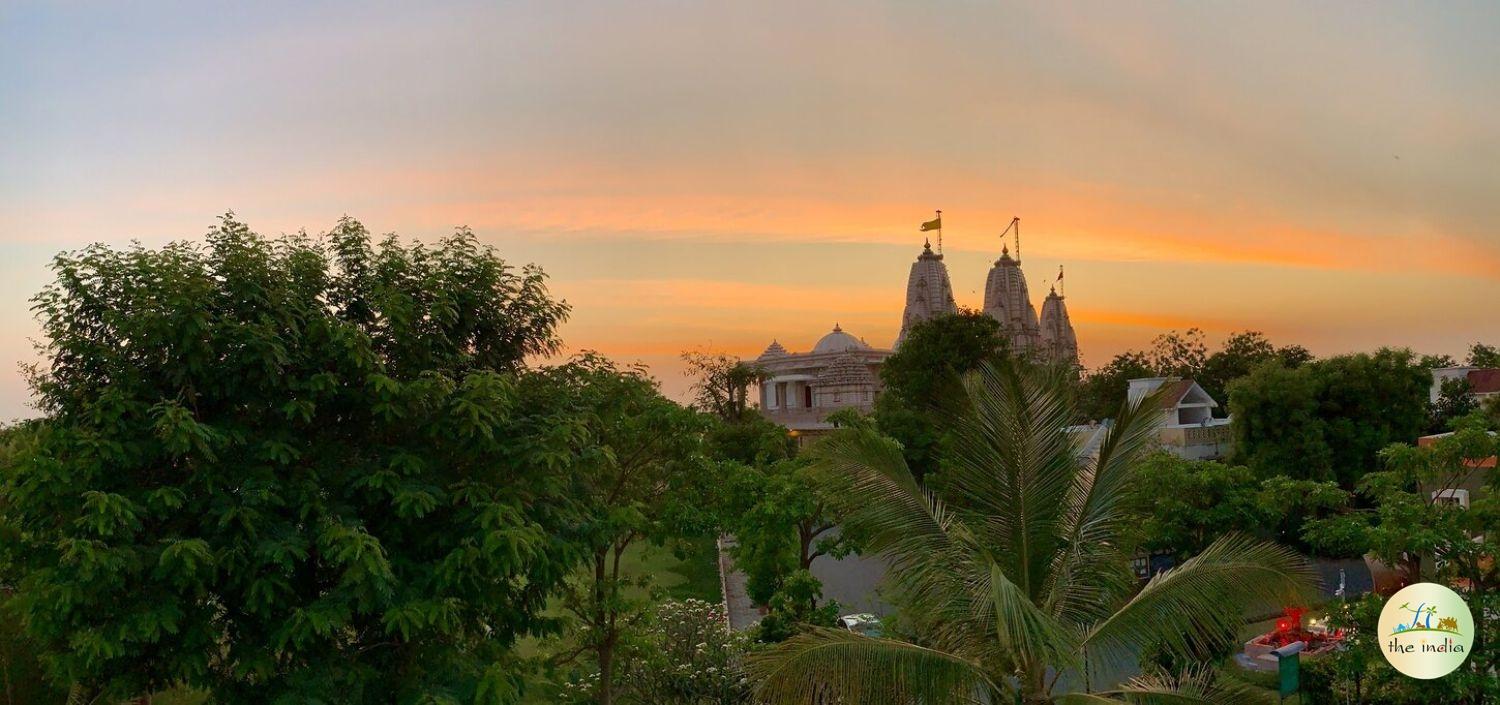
[719,532,894,631]
[718,536,764,631]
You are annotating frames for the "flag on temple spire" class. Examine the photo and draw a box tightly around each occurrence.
[920,212,941,232]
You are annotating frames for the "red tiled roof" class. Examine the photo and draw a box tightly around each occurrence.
[1467,369,1500,394]
[1156,379,1196,409]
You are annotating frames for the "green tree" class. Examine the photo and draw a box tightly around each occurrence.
[1468,342,1500,367]
[682,352,765,423]
[1229,349,1428,487]
[1429,376,1477,433]
[542,355,713,705]
[703,412,794,468]
[1357,417,1499,585]
[1126,453,1264,559]
[1256,477,1360,557]
[873,310,1007,480]
[723,458,850,608]
[1147,328,1209,379]
[1316,349,1430,485]
[746,360,1316,704]
[1228,362,1332,481]
[4,217,579,704]
[1076,350,1155,424]
[1198,331,1310,405]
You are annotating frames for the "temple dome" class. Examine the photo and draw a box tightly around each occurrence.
[812,324,871,354]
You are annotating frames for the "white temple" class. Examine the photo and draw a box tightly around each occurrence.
[896,239,958,344]
[756,225,1081,435]
[983,245,1044,356]
[1039,286,1079,366]
[757,324,891,434]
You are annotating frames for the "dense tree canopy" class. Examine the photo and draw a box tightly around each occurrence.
[4,217,581,703]
[1229,349,1429,487]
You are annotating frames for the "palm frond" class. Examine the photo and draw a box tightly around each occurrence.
[1101,666,1276,705]
[746,627,1005,705]
[1081,534,1319,684]
[1045,385,1167,625]
[983,560,1080,671]
[804,428,964,584]
[942,360,1078,595]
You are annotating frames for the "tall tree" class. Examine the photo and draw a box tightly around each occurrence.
[1468,342,1500,368]
[1198,331,1311,405]
[1076,350,1156,424]
[873,309,1008,480]
[1430,377,1477,433]
[543,355,711,705]
[1227,362,1332,482]
[747,360,1316,704]
[5,217,579,704]
[1147,328,1209,379]
[723,457,850,608]
[682,351,765,423]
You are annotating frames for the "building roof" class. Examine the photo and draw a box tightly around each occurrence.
[812,324,871,354]
[1155,379,1197,409]
[1128,377,1219,410]
[758,340,788,359]
[1467,368,1500,394]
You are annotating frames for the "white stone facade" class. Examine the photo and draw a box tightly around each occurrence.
[983,246,1044,355]
[756,324,891,433]
[897,240,958,345]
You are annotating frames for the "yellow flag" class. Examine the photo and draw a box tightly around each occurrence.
[920,216,941,232]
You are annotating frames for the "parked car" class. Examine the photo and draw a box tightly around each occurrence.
[838,613,882,638]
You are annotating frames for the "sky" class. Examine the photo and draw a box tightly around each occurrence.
[3,1,1499,419]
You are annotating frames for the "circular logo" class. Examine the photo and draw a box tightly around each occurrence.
[1377,582,1474,679]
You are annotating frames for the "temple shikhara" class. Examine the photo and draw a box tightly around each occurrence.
[759,224,1079,434]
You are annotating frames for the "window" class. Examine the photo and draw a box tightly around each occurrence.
[1432,489,1470,509]
[803,385,813,409]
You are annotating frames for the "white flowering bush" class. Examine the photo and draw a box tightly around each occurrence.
[559,599,755,704]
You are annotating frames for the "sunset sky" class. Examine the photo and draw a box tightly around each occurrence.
[3,1,1499,419]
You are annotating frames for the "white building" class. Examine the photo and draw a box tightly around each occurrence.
[896,239,958,345]
[756,325,891,434]
[1127,377,1234,460]
[1430,366,1500,404]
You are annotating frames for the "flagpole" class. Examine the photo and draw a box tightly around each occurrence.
[936,210,942,254]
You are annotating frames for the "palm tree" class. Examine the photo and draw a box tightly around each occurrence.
[747,360,1318,704]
